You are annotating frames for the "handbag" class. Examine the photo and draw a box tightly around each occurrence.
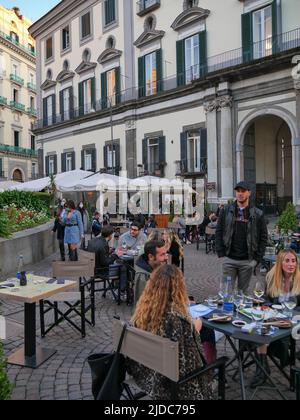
[87,323,127,400]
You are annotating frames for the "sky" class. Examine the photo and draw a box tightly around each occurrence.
[1,0,61,23]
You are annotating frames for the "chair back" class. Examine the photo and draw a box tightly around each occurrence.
[52,261,95,279]
[113,319,179,382]
[79,250,96,264]
[205,227,216,235]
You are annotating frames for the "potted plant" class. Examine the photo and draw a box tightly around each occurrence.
[276,202,298,235]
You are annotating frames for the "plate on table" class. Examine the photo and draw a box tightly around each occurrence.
[209,313,233,323]
[272,304,284,311]
[263,318,292,329]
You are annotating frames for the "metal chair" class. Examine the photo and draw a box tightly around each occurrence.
[113,319,228,400]
[292,367,300,400]
[39,261,95,338]
[205,226,216,254]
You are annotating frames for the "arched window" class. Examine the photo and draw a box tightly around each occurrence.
[82,49,91,62]
[46,69,52,79]
[106,36,115,49]
[12,169,23,182]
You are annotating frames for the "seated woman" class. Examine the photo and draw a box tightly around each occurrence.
[128,264,213,400]
[251,249,300,388]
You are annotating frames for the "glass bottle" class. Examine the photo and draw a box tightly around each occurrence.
[222,277,234,316]
[17,255,24,280]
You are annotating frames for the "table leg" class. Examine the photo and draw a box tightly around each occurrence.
[226,337,247,400]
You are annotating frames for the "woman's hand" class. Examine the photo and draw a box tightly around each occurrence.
[193,318,202,333]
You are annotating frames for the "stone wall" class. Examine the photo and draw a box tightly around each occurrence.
[0,221,57,278]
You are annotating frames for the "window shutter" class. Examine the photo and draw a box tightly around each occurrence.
[91,149,97,172]
[115,67,121,104]
[199,30,207,77]
[101,72,108,109]
[110,0,116,23]
[53,155,57,175]
[91,77,96,110]
[61,153,66,173]
[200,128,207,172]
[115,144,120,173]
[180,132,188,173]
[69,86,74,119]
[52,94,56,124]
[159,136,166,164]
[103,145,108,169]
[176,40,185,87]
[142,138,148,172]
[59,90,64,121]
[242,12,253,63]
[43,98,48,127]
[45,156,50,176]
[71,151,76,170]
[81,150,85,170]
[78,82,84,116]
[138,56,146,98]
[156,49,163,93]
[272,0,278,54]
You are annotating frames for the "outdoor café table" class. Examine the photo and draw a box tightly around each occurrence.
[202,312,298,400]
[0,275,76,369]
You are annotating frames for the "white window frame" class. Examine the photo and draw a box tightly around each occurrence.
[147,138,159,169]
[47,96,53,125]
[187,134,201,172]
[49,156,55,175]
[80,11,92,41]
[62,89,70,120]
[62,25,70,51]
[85,152,92,171]
[45,36,53,61]
[107,145,116,168]
[107,69,116,106]
[145,52,157,97]
[66,153,73,172]
[252,5,273,59]
[31,162,37,177]
[185,34,200,84]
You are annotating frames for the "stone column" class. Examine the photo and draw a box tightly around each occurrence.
[219,95,234,200]
[204,93,218,204]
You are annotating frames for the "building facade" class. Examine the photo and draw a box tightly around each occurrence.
[0,6,37,183]
[30,0,300,212]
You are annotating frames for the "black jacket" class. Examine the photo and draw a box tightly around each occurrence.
[215,203,268,262]
[87,236,118,270]
[53,219,65,241]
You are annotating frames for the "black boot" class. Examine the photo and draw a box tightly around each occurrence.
[250,354,269,389]
[70,249,76,261]
[74,249,78,261]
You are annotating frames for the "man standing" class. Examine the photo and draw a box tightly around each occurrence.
[216,181,268,293]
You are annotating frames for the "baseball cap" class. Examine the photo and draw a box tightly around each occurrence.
[234,181,251,191]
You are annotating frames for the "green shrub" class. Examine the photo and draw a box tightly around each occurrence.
[0,191,48,213]
[32,192,52,209]
[276,202,298,234]
[0,342,11,400]
[0,211,11,238]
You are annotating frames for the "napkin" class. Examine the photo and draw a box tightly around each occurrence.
[189,304,213,319]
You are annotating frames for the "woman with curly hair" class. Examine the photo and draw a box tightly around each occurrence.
[128,264,213,400]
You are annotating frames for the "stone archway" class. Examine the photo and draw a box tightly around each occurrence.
[236,106,300,207]
[12,169,23,182]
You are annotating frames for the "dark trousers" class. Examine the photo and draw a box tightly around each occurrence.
[58,240,65,261]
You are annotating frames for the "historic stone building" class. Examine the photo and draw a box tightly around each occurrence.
[0,6,37,183]
[30,0,300,211]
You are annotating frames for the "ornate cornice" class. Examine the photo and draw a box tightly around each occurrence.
[75,61,97,75]
[204,95,233,113]
[171,7,210,31]
[97,48,122,64]
[56,69,75,83]
[134,30,165,49]
[0,35,36,64]
[40,79,57,91]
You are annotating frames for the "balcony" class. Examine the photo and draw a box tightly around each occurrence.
[0,96,7,106]
[144,162,166,177]
[27,107,37,116]
[10,101,25,112]
[175,159,207,176]
[27,82,36,92]
[0,143,37,157]
[10,74,24,86]
[0,31,36,57]
[101,167,121,176]
[136,0,160,16]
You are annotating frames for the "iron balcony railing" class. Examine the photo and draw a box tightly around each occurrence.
[0,143,37,157]
[136,0,160,16]
[27,82,36,91]
[33,27,300,131]
[27,107,37,116]
[10,101,25,111]
[0,171,5,179]
[144,162,166,178]
[10,74,24,85]
[0,31,36,57]
[0,96,7,105]
[175,158,207,176]
[100,167,121,176]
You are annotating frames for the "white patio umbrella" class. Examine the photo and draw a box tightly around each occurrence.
[0,181,18,192]
[57,172,129,192]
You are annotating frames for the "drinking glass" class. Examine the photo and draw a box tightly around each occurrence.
[253,280,265,309]
[233,290,244,319]
[283,295,297,320]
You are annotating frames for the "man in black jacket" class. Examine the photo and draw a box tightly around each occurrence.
[216,181,268,293]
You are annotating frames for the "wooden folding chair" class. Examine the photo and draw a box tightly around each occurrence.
[113,319,228,400]
[39,261,95,338]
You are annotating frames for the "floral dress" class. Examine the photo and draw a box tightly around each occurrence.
[127,311,213,400]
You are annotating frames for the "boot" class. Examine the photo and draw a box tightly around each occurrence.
[70,249,76,261]
[74,249,78,261]
[250,354,269,389]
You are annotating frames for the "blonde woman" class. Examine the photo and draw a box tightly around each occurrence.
[128,264,212,400]
[162,229,184,267]
[251,249,300,388]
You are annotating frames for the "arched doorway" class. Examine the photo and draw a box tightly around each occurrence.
[12,169,23,182]
[243,115,292,214]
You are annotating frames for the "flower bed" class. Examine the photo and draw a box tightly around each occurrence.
[0,205,50,237]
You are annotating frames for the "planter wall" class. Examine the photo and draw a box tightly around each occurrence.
[0,221,57,278]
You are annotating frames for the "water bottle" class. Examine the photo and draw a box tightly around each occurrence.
[222,277,234,316]
[17,255,24,280]
[122,240,127,251]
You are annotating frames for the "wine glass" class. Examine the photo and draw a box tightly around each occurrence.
[233,290,244,319]
[283,295,297,320]
[253,280,265,310]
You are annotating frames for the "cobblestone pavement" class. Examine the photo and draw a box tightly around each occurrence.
[1,243,299,400]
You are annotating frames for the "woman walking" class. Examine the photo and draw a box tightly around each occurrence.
[62,200,84,261]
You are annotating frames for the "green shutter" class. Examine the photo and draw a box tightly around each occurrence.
[200,128,207,173]
[101,72,108,109]
[138,56,146,98]
[78,82,84,116]
[176,40,185,86]
[0,158,2,176]
[242,12,253,63]
[115,67,121,104]
[43,98,48,127]
[142,139,148,172]
[91,77,96,109]
[180,132,188,173]
[272,0,278,54]
[59,90,64,121]
[61,153,66,173]
[199,30,207,77]
[71,151,76,170]
[103,145,108,169]
[156,49,163,93]
[45,156,50,176]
